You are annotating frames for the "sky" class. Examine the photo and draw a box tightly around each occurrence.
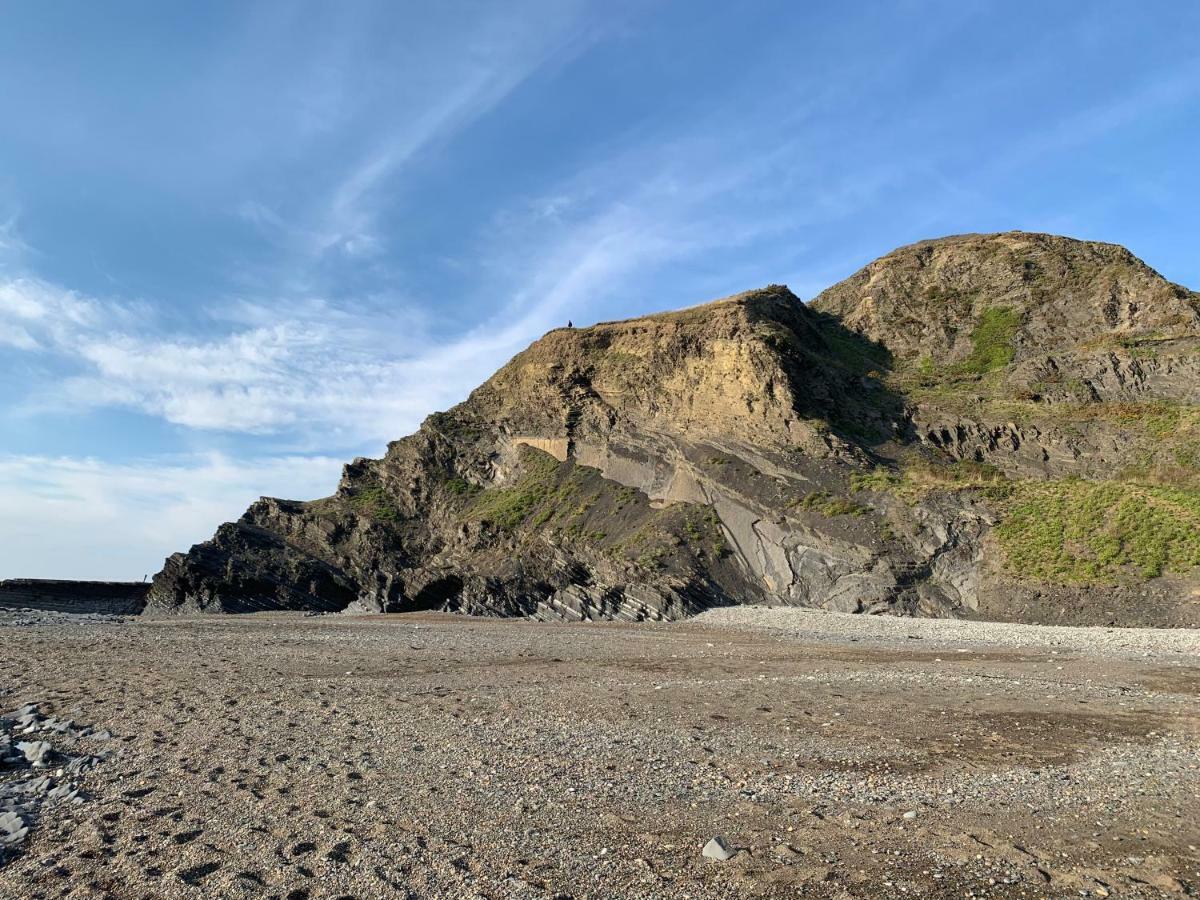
[1,0,1198,580]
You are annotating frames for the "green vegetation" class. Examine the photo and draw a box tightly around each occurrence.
[425,411,486,443]
[820,497,868,517]
[905,392,1191,435]
[603,350,643,369]
[797,491,867,517]
[1138,403,1182,440]
[466,449,563,531]
[682,508,728,558]
[997,480,1200,582]
[891,306,1020,388]
[815,325,891,376]
[464,449,728,571]
[614,486,638,510]
[635,546,669,570]
[849,456,1200,583]
[349,486,401,523]
[881,398,1198,493]
[849,459,1010,502]
[959,306,1020,375]
[443,475,480,497]
[1080,330,1196,361]
[1175,444,1200,471]
[1036,400,1187,439]
[849,469,903,493]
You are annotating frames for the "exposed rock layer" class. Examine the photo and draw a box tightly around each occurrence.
[0,580,149,616]
[148,232,1200,625]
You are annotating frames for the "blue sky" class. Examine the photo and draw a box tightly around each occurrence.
[2,0,1198,579]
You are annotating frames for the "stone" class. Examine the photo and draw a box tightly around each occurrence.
[48,783,78,802]
[702,836,736,861]
[17,740,53,767]
[0,811,28,847]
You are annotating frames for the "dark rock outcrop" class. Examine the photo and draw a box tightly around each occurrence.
[148,232,1200,625]
[0,580,149,615]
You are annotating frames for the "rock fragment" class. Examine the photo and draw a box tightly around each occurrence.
[16,741,53,768]
[0,811,27,847]
[702,835,736,861]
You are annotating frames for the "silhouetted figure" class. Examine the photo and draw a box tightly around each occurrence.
[567,320,573,328]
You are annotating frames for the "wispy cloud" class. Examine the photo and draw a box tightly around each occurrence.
[242,2,599,264]
[0,452,344,580]
[2,275,443,442]
[0,213,29,261]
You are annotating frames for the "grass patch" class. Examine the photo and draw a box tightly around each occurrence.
[893,306,1019,387]
[849,470,903,492]
[1040,400,1186,438]
[425,410,486,443]
[465,448,731,569]
[814,325,891,375]
[997,480,1200,582]
[959,306,1020,375]
[850,459,1011,502]
[467,449,563,532]
[682,508,728,558]
[443,475,480,497]
[349,486,401,523]
[797,491,868,517]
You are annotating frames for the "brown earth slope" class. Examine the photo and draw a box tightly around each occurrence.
[148,232,1200,625]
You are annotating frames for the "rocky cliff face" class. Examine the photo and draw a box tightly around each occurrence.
[149,232,1200,625]
[0,580,149,615]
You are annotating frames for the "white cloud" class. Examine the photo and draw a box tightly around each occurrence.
[0,324,38,350]
[0,275,107,336]
[1,275,450,442]
[242,2,598,262]
[0,452,345,580]
[0,214,30,260]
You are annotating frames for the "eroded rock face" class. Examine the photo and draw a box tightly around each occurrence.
[0,580,148,615]
[148,232,1200,625]
[811,232,1199,365]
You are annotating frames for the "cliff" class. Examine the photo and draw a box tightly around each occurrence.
[148,232,1200,625]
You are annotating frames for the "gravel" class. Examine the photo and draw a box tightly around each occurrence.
[0,700,100,867]
[693,605,1200,658]
[0,609,1196,898]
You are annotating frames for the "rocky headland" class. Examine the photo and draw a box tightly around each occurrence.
[147,232,1200,626]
